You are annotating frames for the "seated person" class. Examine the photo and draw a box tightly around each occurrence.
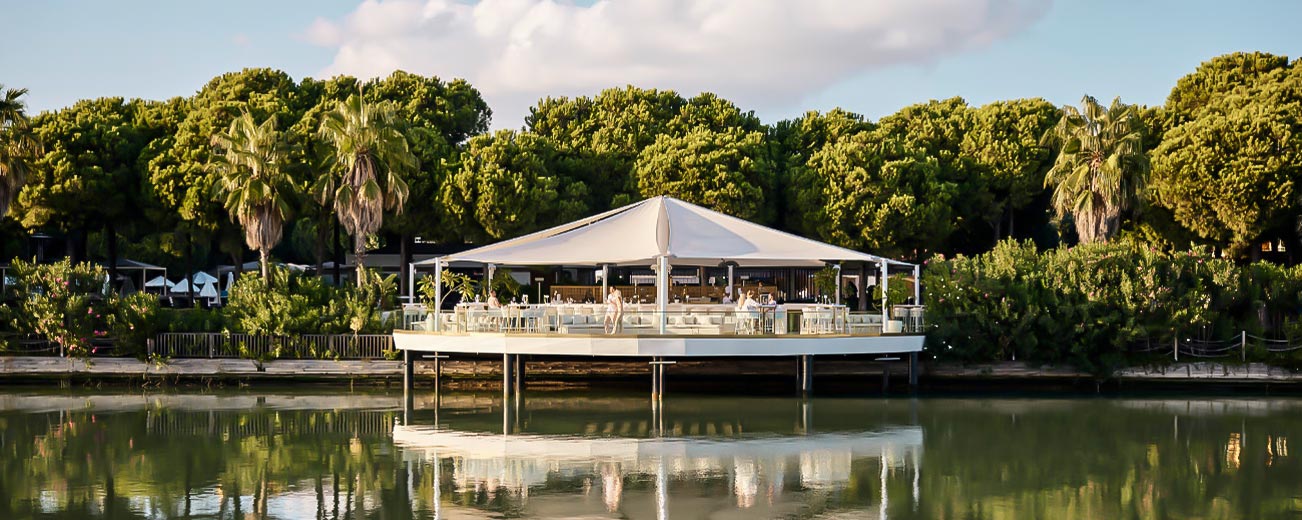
[486,290,502,309]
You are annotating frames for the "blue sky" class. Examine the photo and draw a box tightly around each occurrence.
[5,0,1300,128]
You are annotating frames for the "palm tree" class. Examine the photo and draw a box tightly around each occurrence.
[1042,95,1149,243]
[210,111,292,280]
[317,94,415,286]
[0,85,38,217]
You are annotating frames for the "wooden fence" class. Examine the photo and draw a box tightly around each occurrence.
[152,333,394,360]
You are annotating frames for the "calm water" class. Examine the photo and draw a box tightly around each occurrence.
[0,389,1299,519]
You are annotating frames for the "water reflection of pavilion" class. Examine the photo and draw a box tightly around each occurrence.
[394,426,923,519]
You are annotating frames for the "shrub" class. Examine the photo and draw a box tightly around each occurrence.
[222,266,397,336]
[5,259,109,357]
[224,267,336,335]
[106,292,161,354]
[924,239,1302,375]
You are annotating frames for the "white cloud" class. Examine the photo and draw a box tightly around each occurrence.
[306,0,1050,127]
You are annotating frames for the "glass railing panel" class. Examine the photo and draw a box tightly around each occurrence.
[404,304,916,337]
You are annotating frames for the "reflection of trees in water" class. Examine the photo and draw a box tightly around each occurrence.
[0,406,419,519]
[907,399,1302,520]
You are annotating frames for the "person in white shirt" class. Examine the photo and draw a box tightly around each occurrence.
[486,290,502,309]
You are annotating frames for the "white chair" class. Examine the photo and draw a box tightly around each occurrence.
[739,309,762,335]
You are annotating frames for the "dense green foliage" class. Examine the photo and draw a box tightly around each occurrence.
[6,51,1301,271]
[0,261,396,357]
[1151,54,1302,257]
[925,240,1302,375]
[223,266,396,335]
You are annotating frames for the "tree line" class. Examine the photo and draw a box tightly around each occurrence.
[0,51,1300,290]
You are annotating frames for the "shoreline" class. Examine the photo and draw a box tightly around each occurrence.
[2,356,1301,392]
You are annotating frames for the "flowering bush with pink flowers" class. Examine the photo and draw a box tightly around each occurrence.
[6,259,110,357]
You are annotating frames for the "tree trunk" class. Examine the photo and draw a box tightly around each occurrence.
[106,221,118,294]
[399,233,411,301]
[314,217,327,282]
[259,248,270,280]
[186,233,195,306]
[79,228,88,263]
[354,234,367,288]
[333,219,343,286]
[1008,208,1015,238]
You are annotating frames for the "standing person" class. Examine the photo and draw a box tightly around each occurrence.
[604,287,624,334]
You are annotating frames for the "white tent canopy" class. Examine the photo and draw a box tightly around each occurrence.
[197,281,219,298]
[191,271,219,285]
[145,276,174,289]
[416,196,914,268]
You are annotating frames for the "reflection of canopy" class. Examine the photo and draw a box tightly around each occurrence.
[416,196,914,268]
[394,426,923,499]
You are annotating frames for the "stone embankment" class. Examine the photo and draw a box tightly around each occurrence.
[1,356,1299,388]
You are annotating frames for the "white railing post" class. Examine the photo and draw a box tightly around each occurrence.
[912,265,921,305]
[433,258,443,332]
[1242,330,1247,362]
[834,264,842,305]
[879,260,889,328]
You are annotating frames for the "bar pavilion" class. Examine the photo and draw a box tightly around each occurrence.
[394,196,925,393]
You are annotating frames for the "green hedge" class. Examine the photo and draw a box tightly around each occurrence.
[924,240,1302,375]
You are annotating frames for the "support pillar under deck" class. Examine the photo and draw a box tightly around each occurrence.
[650,358,672,402]
[514,355,525,401]
[798,355,814,396]
[402,349,414,424]
[882,363,891,394]
[908,352,918,390]
[502,354,515,395]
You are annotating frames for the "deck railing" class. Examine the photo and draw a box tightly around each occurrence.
[401,304,925,336]
[152,333,394,359]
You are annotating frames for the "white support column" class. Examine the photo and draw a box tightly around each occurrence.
[486,264,496,298]
[657,256,669,335]
[407,262,417,304]
[601,264,609,300]
[726,264,734,301]
[912,265,921,305]
[880,260,889,326]
[433,258,443,332]
[834,264,842,305]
